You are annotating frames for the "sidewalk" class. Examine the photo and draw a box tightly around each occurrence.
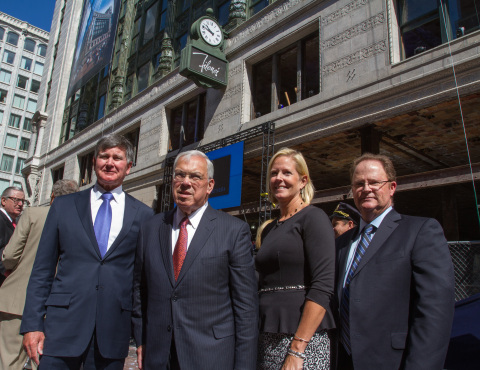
[124,343,137,370]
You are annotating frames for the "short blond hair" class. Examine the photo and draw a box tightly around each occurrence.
[267,147,315,204]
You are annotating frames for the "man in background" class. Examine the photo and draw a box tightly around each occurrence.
[0,187,25,286]
[0,179,79,369]
[21,134,154,369]
[330,202,360,238]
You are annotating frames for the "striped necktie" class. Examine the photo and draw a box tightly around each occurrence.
[340,224,376,355]
[173,217,189,281]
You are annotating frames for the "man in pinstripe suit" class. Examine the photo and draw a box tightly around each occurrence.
[133,150,258,369]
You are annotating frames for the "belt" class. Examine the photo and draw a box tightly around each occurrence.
[258,285,308,294]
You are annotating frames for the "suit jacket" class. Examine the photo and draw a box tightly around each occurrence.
[0,210,15,280]
[335,209,455,370]
[21,187,154,359]
[0,206,49,315]
[133,205,258,370]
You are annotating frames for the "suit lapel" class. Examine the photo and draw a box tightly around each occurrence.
[159,210,175,287]
[337,227,359,302]
[353,209,401,278]
[0,211,14,231]
[175,206,216,286]
[75,188,101,258]
[103,194,139,258]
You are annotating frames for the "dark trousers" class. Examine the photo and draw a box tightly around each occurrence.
[337,342,354,370]
[38,332,124,370]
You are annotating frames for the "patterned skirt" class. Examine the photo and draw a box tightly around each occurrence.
[257,330,334,370]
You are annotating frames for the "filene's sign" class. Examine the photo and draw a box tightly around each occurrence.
[187,47,227,84]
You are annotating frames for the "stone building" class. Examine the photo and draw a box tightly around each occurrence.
[0,12,48,194]
[23,0,480,241]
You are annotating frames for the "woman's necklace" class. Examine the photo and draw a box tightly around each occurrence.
[278,201,305,223]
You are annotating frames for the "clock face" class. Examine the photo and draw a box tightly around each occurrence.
[199,19,222,46]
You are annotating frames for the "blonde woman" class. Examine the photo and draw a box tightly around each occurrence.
[256,148,336,370]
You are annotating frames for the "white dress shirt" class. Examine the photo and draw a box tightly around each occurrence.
[343,206,393,287]
[91,183,125,251]
[171,202,208,254]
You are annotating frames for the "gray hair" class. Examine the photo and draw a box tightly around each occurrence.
[173,150,214,179]
[94,133,134,163]
[1,186,24,198]
[52,179,79,197]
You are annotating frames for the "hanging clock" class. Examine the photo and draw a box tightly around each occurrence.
[199,18,223,46]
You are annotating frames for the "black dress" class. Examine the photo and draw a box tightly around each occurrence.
[255,205,336,369]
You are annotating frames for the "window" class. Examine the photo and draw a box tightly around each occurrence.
[0,27,4,41]
[34,62,44,75]
[23,117,32,131]
[169,93,206,151]
[37,44,47,57]
[137,63,150,93]
[13,95,25,109]
[17,75,29,89]
[251,32,319,118]
[0,110,3,124]
[0,179,10,195]
[24,38,36,52]
[8,114,21,128]
[250,0,269,16]
[143,2,158,45]
[124,127,140,166]
[6,32,19,46]
[397,0,480,59]
[4,134,18,149]
[30,80,41,93]
[27,99,37,112]
[158,0,168,32]
[19,138,30,151]
[2,50,15,64]
[0,69,11,84]
[0,155,14,173]
[52,166,64,183]
[15,158,25,174]
[79,152,95,186]
[217,0,231,26]
[0,89,8,103]
[96,94,106,120]
[52,166,65,184]
[124,73,134,101]
[21,57,33,71]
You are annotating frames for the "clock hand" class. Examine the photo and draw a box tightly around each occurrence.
[202,24,214,36]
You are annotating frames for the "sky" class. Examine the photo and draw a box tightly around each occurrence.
[0,0,56,32]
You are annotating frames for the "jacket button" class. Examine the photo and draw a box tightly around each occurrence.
[172,295,177,302]
[167,325,172,331]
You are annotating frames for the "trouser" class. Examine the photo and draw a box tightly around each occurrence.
[0,312,33,370]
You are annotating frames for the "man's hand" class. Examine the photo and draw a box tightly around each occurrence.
[136,345,145,370]
[23,331,45,366]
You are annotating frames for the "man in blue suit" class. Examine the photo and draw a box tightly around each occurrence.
[21,134,154,369]
[133,150,258,369]
[336,153,455,370]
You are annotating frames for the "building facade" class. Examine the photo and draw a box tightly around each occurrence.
[0,12,49,194]
[24,0,480,241]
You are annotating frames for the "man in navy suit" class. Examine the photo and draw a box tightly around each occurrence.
[133,150,258,369]
[21,134,154,369]
[336,153,455,370]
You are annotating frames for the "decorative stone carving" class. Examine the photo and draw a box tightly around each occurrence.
[154,36,174,79]
[226,0,247,31]
[109,75,125,110]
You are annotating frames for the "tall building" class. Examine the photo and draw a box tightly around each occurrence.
[0,12,49,194]
[24,0,480,241]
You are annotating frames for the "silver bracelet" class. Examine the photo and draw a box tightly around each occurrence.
[287,348,306,360]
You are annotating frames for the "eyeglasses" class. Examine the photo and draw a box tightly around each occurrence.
[352,180,391,191]
[7,196,29,206]
[173,171,205,183]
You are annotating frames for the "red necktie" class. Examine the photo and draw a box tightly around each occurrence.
[12,222,16,228]
[173,217,189,280]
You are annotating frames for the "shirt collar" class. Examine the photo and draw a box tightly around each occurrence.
[93,183,123,203]
[0,208,12,222]
[174,202,209,230]
[359,206,393,231]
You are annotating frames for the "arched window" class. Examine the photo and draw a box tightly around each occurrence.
[24,38,36,53]
[7,31,19,46]
[37,44,47,57]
